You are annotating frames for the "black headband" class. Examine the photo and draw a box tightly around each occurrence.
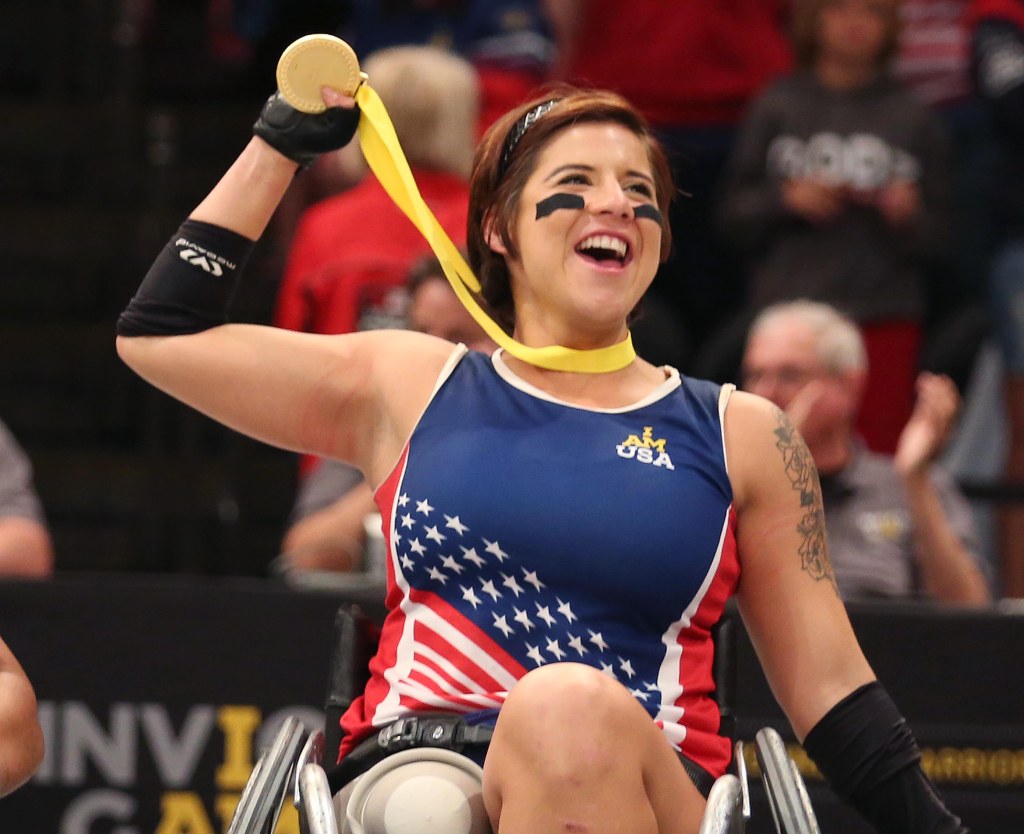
[497,99,560,180]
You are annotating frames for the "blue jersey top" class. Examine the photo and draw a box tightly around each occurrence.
[342,348,740,775]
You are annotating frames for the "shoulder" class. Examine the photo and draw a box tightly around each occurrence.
[721,391,798,505]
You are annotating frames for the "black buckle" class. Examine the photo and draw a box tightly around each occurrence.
[377,717,421,752]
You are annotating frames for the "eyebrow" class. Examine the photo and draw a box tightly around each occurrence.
[544,164,655,185]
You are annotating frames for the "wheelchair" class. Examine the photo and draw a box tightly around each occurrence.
[226,605,823,834]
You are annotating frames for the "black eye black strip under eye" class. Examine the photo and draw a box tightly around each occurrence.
[535,193,585,219]
[634,204,663,224]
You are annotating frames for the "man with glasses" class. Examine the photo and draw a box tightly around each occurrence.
[741,299,991,605]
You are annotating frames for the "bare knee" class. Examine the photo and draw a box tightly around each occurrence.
[493,663,645,774]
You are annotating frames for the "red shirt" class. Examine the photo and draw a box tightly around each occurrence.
[275,169,470,335]
[562,1,793,127]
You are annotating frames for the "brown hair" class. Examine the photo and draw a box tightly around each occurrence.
[467,85,675,332]
[791,0,902,70]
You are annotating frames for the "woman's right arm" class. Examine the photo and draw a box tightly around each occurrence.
[117,92,457,482]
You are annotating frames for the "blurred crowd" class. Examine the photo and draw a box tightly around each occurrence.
[4,0,1024,606]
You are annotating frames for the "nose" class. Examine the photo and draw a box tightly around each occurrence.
[587,177,633,219]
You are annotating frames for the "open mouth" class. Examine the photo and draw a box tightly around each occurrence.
[575,234,630,267]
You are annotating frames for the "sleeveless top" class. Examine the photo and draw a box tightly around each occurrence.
[340,348,740,776]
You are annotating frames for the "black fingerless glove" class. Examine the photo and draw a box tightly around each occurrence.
[253,91,361,169]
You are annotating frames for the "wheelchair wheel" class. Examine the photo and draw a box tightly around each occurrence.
[698,774,746,834]
[754,728,821,834]
[227,715,308,834]
[296,762,339,834]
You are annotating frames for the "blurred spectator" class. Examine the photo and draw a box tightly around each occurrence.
[968,0,1024,596]
[335,0,556,133]
[552,0,794,368]
[279,252,497,572]
[0,419,53,577]
[274,44,478,338]
[718,0,954,455]
[235,0,555,134]
[0,635,44,797]
[742,300,991,605]
[895,0,999,349]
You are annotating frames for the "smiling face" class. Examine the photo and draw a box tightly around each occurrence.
[486,122,663,347]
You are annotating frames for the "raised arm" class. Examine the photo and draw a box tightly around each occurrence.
[725,390,968,834]
[893,373,990,605]
[116,88,456,482]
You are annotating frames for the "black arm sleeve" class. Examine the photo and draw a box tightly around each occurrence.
[116,219,254,337]
[802,681,968,834]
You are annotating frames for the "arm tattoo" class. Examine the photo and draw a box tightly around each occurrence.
[771,407,838,593]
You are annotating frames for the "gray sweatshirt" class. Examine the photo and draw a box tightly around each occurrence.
[717,70,953,322]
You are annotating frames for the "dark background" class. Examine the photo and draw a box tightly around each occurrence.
[0,0,339,577]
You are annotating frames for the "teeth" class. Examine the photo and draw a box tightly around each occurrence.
[577,235,628,259]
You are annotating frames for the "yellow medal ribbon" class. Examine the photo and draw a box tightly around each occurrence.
[353,83,636,374]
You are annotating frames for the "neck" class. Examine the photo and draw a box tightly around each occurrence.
[814,57,878,91]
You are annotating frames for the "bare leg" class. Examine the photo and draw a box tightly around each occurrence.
[482,663,706,834]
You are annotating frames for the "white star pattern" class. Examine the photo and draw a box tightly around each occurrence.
[523,569,545,592]
[445,515,469,535]
[441,555,464,574]
[461,547,486,568]
[536,604,557,628]
[483,539,509,562]
[461,585,483,609]
[493,614,514,638]
[513,607,535,632]
[390,491,673,723]
[545,638,566,660]
[480,579,502,603]
[501,572,525,597]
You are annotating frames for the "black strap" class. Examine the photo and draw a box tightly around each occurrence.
[326,714,493,794]
[679,752,717,799]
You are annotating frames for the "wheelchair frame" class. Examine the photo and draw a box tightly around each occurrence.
[225,604,823,834]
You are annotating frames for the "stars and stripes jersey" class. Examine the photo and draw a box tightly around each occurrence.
[339,347,741,776]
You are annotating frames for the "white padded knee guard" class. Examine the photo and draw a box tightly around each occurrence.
[339,748,491,834]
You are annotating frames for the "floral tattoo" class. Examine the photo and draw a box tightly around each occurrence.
[772,407,838,593]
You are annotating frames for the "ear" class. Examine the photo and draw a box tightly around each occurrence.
[483,212,508,256]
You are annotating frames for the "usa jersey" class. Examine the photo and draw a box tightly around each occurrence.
[340,348,740,776]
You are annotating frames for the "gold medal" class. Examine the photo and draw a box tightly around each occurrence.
[275,34,367,113]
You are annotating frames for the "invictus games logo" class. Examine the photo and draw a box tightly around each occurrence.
[616,426,674,470]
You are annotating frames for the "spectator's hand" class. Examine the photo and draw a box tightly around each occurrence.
[253,87,360,170]
[783,378,830,436]
[781,178,845,224]
[875,179,921,228]
[893,372,959,479]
